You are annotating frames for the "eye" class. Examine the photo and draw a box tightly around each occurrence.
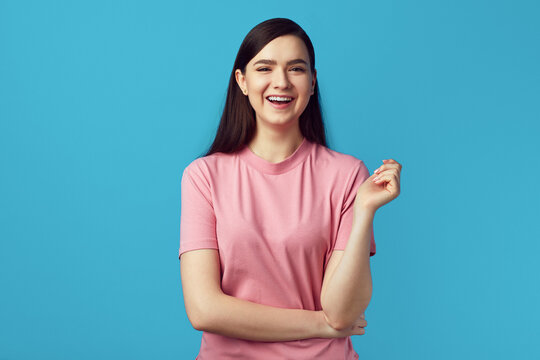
[291,67,306,72]
[256,67,271,72]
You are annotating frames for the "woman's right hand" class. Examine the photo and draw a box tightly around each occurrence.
[317,311,367,338]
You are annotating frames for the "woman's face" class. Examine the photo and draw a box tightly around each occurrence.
[235,35,317,129]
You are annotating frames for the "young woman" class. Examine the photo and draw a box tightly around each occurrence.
[179,18,402,359]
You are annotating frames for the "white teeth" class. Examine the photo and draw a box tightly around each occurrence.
[267,96,292,101]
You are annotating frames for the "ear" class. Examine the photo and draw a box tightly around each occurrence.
[235,69,247,95]
[311,68,317,95]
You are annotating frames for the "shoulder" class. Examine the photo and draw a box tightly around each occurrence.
[312,143,368,177]
[182,151,235,182]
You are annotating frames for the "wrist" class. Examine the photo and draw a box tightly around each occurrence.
[354,206,375,223]
[314,310,332,338]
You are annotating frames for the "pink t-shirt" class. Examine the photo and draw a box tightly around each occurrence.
[179,137,376,360]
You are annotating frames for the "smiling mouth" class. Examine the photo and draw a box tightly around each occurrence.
[266,96,294,104]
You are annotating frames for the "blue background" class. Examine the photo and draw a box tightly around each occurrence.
[1,0,539,359]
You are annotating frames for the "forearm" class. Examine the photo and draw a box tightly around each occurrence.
[197,292,327,342]
[321,210,374,329]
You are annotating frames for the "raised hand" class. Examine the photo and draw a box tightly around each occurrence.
[355,159,402,214]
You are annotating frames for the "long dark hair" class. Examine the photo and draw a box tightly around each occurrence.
[203,18,328,157]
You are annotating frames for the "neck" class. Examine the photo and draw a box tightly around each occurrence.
[248,128,304,164]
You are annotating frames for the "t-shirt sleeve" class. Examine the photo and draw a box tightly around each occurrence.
[178,161,219,259]
[333,160,376,256]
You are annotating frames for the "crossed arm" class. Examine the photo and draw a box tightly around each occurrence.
[179,211,374,341]
[181,249,331,342]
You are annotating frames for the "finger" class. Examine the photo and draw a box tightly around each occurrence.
[385,169,401,187]
[374,168,400,181]
[374,163,401,175]
[355,319,368,327]
[382,159,402,171]
[373,174,400,193]
[351,327,366,336]
[372,170,399,184]
[376,168,400,179]
[357,328,366,335]
[374,175,400,191]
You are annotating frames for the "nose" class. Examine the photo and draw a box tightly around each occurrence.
[272,67,291,89]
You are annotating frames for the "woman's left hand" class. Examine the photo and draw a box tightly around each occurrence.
[354,159,402,214]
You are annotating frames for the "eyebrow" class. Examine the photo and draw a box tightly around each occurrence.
[252,58,309,67]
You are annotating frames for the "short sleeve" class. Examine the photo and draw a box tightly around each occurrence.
[333,161,376,256]
[178,161,219,259]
